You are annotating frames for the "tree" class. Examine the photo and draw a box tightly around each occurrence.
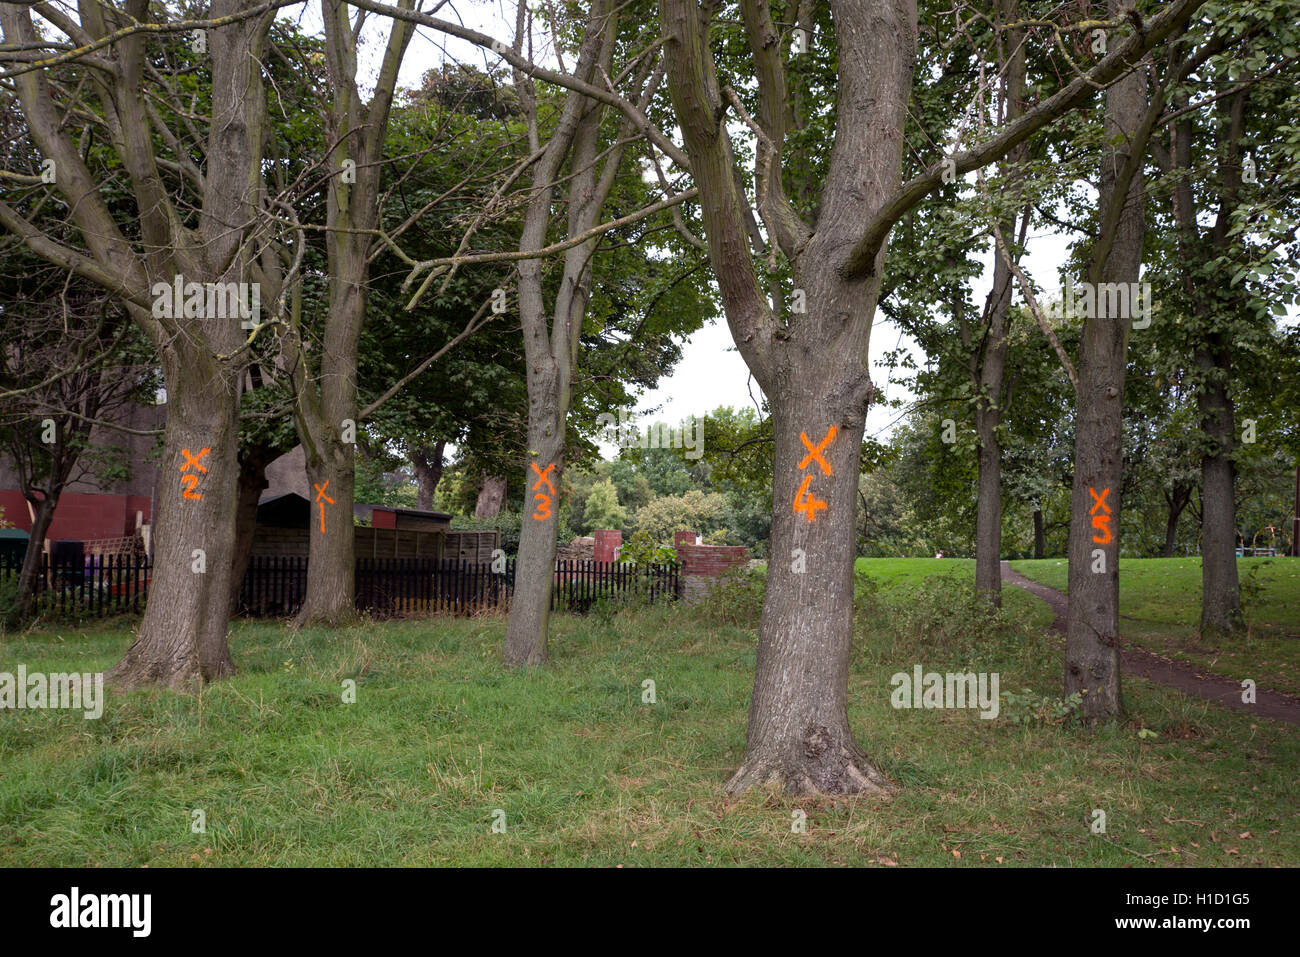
[653,0,1208,786]
[312,0,1203,788]
[0,267,145,619]
[0,0,287,688]
[281,0,417,626]
[582,478,627,531]
[1147,0,1300,634]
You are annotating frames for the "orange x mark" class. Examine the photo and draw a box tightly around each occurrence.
[798,426,837,475]
[530,461,555,495]
[179,447,210,473]
[314,480,334,504]
[1089,487,1111,516]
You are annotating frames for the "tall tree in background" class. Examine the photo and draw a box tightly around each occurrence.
[1151,0,1300,634]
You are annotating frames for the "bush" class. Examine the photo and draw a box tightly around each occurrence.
[871,573,1016,666]
[618,529,676,566]
[0,575,25,630]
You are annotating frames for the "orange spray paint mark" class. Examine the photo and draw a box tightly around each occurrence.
[793,426,836,522]
[1089,486,1113,544]
[179,447,210,500]
[530,462,555,521]
[314,480,334,534]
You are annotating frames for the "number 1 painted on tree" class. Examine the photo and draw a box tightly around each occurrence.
[315,480,334,533]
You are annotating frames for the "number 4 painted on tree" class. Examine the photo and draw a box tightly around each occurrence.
[793,426,836,522]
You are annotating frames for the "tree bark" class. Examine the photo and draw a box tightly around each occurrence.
[1064,1,1147,718]
[1161,484,1191,557]
[475,475,507,519]
[412,441,445,511]
[106,346,241,689]
[974,396,1005,603]
[1197,340,1242,634]
[727,369,893,795]
[1033,506,1045,559]
[16,495,56,619]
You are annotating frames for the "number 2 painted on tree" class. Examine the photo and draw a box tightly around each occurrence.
[179,447,210,501]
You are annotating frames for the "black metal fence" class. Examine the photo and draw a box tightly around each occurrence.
[0,551,149,617]
[2,551,679,619]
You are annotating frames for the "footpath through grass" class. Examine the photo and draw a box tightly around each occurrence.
[1,558,1296,866]
[1010,557,1300,696]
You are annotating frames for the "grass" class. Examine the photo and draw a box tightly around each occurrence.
[0,558,1296,867]
[1010,557,1300,696]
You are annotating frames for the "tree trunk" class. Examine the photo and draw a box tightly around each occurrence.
[16,494,56,619]
[501,0,620,666]
[296,436,356,627]
[726,355,892,795]
[502,362,566,666]
[974,408,1004,605]
[1162,486,1190,558]
[971,0,1025,608]
[228,446,274,618]
[106,349,240,689]
[1197,344,1242,635]
[475,475,507,519]
[1033,506,1045,559]
[292,0,415,626]
[412,440,446,511]
[1064,12,1146,719]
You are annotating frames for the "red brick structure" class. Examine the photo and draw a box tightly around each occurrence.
[593,529,623,563]
[0,491,152,544]
[674,530,749,603]
[673,529,700,549]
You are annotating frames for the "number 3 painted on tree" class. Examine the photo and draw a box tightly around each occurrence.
[531,462,555,520]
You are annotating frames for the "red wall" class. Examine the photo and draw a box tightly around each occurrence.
[0,491,149,542]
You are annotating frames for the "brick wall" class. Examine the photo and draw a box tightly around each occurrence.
[674,533,749,604]
[593,529,622,563]
[0,490,147,542]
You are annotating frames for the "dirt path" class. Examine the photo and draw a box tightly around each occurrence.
[1000,561,1300,727]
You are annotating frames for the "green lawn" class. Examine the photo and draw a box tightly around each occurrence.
[0,560,1296,867]
[1010,557,1300,696]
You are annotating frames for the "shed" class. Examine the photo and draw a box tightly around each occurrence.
[0,527,30,563]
